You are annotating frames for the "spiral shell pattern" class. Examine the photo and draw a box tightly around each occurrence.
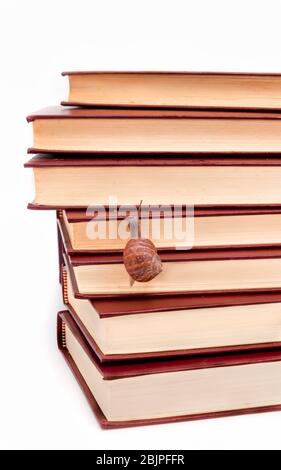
[123,238,163,282]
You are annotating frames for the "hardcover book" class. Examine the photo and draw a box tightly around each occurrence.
[59,211,281,297]
[58,310,281,428]
[25,155,281,207]
[62,71,281,111]
[60,207,281,252]
[62,264,281,361]
[27,107,281,153]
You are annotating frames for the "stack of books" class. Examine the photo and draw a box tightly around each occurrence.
[26,71,281,428]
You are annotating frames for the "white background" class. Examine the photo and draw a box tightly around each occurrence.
[1,0,281,450]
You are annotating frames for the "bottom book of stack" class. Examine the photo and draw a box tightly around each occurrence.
[58,310,281,429]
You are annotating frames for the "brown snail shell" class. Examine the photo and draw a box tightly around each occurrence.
[123,238,163,282]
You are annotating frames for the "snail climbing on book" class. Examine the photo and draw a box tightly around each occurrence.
[123,202,163,284]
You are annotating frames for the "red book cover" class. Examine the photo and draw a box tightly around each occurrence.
[58,310,281,429]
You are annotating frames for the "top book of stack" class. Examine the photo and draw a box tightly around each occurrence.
[62,71,281,111]
[26,72,281,154]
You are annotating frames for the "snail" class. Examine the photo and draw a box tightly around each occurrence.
[123,203,163,284]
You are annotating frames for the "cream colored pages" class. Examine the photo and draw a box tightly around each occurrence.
[65,213,281,250]
[65,325,281,421]
[68,73,281,108]
[33,118,281,152]
[66,265,281,354]
[74,257,281,295]
[63,210,193,250]
[34,166,281,206]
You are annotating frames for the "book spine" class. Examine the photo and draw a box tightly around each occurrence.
[57,312,67,350]
[62,267,69,304]
[61,321,66,349]
[57,210,64,284]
